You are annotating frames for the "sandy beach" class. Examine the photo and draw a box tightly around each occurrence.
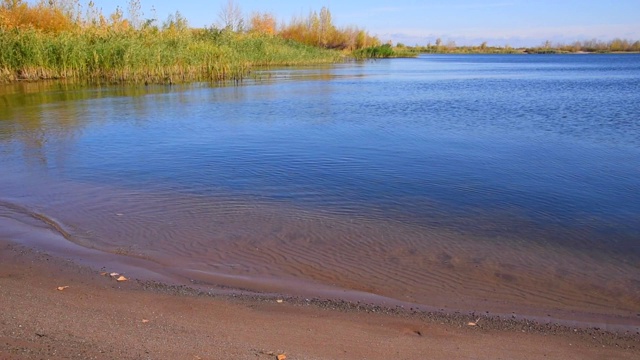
[1,239,638,360]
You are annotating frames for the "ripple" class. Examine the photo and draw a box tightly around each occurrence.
[0,199,73,241]
[1,55,639,325]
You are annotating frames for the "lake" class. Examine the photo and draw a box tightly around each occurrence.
[1,54,639,328]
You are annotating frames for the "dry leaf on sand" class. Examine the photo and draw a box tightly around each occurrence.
[116,276,128,282]
[56,286,69,291]
[276,299,284,303]
[277,354,287,360]
[142,319,150,323]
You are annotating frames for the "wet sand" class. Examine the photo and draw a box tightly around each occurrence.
[1,240,638,360]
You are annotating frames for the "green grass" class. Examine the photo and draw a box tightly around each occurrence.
[353,44,418,59]
[0,28,344,84]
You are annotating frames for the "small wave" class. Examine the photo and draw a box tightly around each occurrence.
[0,199,73,241]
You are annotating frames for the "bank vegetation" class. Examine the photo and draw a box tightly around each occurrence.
[0,0,402,84]
[396,38,640,55]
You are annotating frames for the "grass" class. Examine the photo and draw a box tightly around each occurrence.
[3,2,638,84]
[353,44,417,59]
[0,1,399,84]
[395,39,640,55]
[0,27,344,84]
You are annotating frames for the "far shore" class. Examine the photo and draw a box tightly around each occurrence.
[1,239,638,359]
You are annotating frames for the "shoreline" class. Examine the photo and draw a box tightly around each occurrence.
[2,52,640,358]
[1,198,638,336]
[1,239,639,359]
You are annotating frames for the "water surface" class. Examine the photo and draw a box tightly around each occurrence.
[1,55,639,327]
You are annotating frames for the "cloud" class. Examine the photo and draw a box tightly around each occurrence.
[375,23,640,47]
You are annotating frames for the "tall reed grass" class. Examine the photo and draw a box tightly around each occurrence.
[0,1,399,84]
[0,27,343,84]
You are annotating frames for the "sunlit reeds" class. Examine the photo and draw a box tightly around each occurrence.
[278,7,380,51]
[0,0,343,84]
[1,26,344,83]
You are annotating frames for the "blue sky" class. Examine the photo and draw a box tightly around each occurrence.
[83,0,640,47]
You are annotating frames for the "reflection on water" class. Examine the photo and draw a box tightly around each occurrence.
[1,55,640,325]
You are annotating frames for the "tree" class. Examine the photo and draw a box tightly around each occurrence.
[279,6,380,50]
[127,0,142,29]
[0,0,76,32]
[249,11,275,35]
[355,30,367,49]
[609,38,629,52]
[218,0,243,32]
[1,0,22,10]
[163,10,188,33]
[318,6,333,47]
[109,5,130,31]
[47,0,81,23]
[446,40,456,50]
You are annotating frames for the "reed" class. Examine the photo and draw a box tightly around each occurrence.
[352,44,417,59]
[0,27,342,84]
[278,7,380,51]
[0,1,396,84]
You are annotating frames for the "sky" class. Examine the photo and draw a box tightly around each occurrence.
[79,0,640,47]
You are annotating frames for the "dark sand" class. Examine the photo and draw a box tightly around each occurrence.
[1,240,638,360]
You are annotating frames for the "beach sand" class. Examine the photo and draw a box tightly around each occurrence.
[1,240,638,360]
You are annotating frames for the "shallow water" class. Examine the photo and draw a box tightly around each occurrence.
[1,55,639,325]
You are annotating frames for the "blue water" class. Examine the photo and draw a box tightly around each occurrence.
[3,55,640,320]
[2,55,640,254]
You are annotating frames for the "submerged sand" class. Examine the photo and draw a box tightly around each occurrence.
[1,240,638,360]
[2,190,639,335]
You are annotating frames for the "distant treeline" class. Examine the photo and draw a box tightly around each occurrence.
[396,38,640,54]
[526,39,640,54]
[0,0,399,84]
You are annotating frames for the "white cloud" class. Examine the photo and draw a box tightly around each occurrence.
[376,23,640,47]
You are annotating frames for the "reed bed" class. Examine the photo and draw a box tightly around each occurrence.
[0,28,343,84]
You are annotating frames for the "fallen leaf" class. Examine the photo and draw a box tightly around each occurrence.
[277,354,287,360]
[109,272,120,277]
[100,272,108,276]
[142,319,150,323]
[276,299,284,303]
[56,286,69,291]
[116,276,128,282]
[467,322,477,326]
